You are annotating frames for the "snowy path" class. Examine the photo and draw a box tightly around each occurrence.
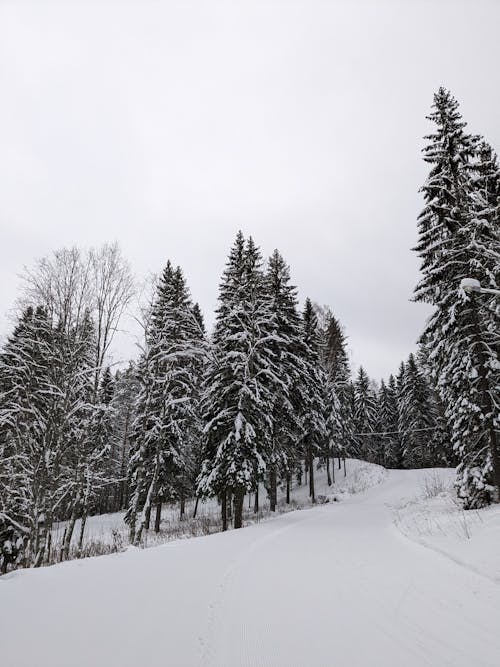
[1,469,500,667]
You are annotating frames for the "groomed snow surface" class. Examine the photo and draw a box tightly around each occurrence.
[1,460,500,667]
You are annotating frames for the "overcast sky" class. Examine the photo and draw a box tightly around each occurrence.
[1,0,499,379]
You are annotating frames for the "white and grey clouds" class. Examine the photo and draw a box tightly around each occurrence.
[1,0,499,378]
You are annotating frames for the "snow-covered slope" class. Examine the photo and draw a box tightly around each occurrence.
[1,465,500,667]
[49,458,386,552]
[394,469,500,583]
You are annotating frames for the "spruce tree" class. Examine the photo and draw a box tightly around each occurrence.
[198,233,280,529]
[414,89,500,506]
[0,305,96,567]
[377,376,401,468]
[264,249,305,509]
[322,313,353,464]
[398,354,435,468]
[300,298,327,503]
[126,262,203,542]
[353,366,378,461]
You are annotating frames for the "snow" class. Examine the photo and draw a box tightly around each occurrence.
[2,462,500,667]
[394,469,500,583]
[460,277,482,292]
[50,459,385,550]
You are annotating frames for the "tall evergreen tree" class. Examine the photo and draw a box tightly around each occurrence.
[264,250,305,509]
[353,366,378,461]
[377,376,401,468]
[398,354,435,468]
[414,89,500,507]
[300,298,327,503]
[0,305,96,568]
[126,262,203,543]
[198,233,280,529]
[322,313,353,464]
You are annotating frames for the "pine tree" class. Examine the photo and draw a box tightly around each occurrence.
[58,310,99,559]
[264,250,305,509]
[321,313,353,465]
[377,376,401,468]
[353,366,378,461]
[398,354,435,468]
[414,88,477,306]
[197,233,280,528]
[0,305,96,568]
[0,308,36,572]
[414,89,500,506]
[126,262,203,543]
[300,299,327,503]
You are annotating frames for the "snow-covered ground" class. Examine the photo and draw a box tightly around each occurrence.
[50,458,386,552]
[2,463,500,667]
[394,468,500,583]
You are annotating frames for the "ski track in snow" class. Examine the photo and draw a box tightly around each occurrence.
[199,510,314,667]
[1,466,500,667]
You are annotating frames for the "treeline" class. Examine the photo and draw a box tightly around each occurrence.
[349,355,452,470]
[0,86,498,574]
[0,234,447,573]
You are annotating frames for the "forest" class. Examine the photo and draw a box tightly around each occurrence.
[0,88,498,574]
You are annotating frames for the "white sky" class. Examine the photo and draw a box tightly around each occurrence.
[1,0,499,379]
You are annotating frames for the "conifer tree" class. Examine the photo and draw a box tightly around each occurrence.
[353,366,378,461]
[322,313,353,466]
[398,354,435,468]
[414,89,500,506]
[300,298,327,502]
[126,262,203,542]
[377,376,401,467]
[264,250,305,509]
[198,233,280,528]
[0,305,96,567]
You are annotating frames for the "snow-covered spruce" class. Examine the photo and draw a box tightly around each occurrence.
[414,88,500,507]
[197,233,288,529]
[125,262,206,543]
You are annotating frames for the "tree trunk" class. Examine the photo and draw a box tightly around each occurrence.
[135,466,158,544]
[227,492,233,521]
[338,456,341,469]
[233,488,244,529]
[308,439,315,503]
[118,412,129,509]
[77,512,87,553]
[62,499,80,560]
[144,504,152,530]
[331,451,335,484]
[286,473,291,504]
[193,497,199,519]
[343,457,347,477]
[221,491,228,531]
[59,529,67,562]
[254,485,259,513]
[154,501,162,533]
[269,467,277,511]
[326,455,332,486]
[46,531,52,565]
[180,495,186,521]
